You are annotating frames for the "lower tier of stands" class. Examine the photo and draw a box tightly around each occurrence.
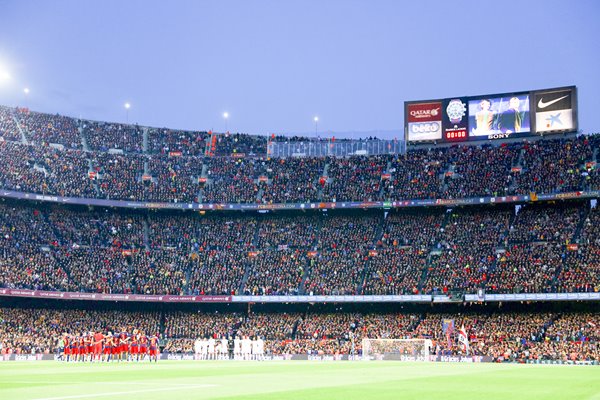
[0,302,598,362]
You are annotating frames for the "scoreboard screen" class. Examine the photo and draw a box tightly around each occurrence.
[405,86,577,143]
[468,93,530,139]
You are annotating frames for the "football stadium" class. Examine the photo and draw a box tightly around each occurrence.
[1,1,599,399]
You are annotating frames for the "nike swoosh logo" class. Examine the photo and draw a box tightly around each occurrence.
[538,95,568,109]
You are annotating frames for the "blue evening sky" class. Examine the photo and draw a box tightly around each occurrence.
[0,0,598,138]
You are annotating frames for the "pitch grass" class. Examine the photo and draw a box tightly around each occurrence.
[0,361,599,400]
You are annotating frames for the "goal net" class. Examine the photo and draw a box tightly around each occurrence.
[361,338,432,361]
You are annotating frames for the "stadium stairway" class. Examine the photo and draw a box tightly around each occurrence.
[440,163,455,194]
[238,261,252,296]
[196,163,209,202]
[182,263,192,296]
[37,211,78,287]
[572,205,591,242]
[416,253,434,295]
[87,159,102,197]
[417,210,453,294]
[142,218,150,251]
[355,212,387,295]
[290,316,302,340]
[78,123,90,151]
[200,163,209,178]
[316,162,330,201]
[11,110,30,144]
[516,147,526,168]
[297,257,312,295]
[506,148,526,193]
[238,222,263,294]
[256,186,265,203]
[297,215,324,295]
[299,258,313,295]
[80,121,92,152]
[204,131,216,156]
[535,313,560,343]
[378,159,394,200]
[549,203,593,290]
[482,209,515,289]
[142,127,148,153]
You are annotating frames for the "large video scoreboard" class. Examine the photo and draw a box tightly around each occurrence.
[405,86,577,143]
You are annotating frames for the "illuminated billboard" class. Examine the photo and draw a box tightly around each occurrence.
[533,87,577,133]
[405,86,577,143]
[406,102,442,141]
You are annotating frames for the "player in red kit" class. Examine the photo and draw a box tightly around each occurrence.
[111,332,120,361]
[80,334,87,362]
[71,334,78,362]
[139,332,148,361]
[149,334,159,363]
[63,334,71,362]
[103,332,113,362]
[130,329,139,362]
[84,333,93,362]
[118,329,130,362]
[93,330,104,362]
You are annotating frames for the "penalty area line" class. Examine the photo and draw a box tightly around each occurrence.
[30,384,217,400]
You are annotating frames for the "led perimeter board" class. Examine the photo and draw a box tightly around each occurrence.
[404,86,577,143]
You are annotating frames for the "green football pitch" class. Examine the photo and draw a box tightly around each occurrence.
[0,361,598,400]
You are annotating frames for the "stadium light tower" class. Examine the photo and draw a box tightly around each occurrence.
[124,102,131,124]
[314,116,319,137]
[223,112,229,133]
[23,87,30,108]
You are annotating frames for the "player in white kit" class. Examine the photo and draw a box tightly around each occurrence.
[219,337,228,360]
[194,338,202,360]
[233,336,241,360]
[201,338,208,360]
[255,336,265,361]
[207,337,216,360]
[241,335,252,360]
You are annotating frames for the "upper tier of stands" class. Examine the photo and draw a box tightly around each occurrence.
[0,106,598,205]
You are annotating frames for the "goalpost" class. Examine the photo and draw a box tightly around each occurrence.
[361,338,432,361]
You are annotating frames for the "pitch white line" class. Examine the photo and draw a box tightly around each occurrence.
[31,384,217,400]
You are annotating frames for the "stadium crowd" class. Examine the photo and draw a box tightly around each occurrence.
[147,128,208,157]
[83,121,143,153]
[18,110,82,149]
[0,106,599,364]
[0,112,597,205]
[1,308,598,362]
[0,200,597,296]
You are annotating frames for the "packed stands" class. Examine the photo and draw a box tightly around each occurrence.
[0,201,596,296]
[147,128,207,157]
[1,307,599,361]
[18,109,81,149]
[0,106,598,365]
[83,120,143,153]
[0,106,596,206]
[0,106,24,142]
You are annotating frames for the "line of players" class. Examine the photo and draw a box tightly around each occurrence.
[61,329,160,362]
[194,335,265,360]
